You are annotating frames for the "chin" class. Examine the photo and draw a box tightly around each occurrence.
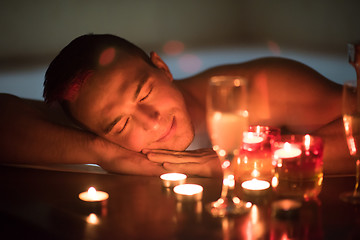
[149,131,194,151]
[171,132,195,151]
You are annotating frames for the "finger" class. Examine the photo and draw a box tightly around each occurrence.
[147,152,190,163]
[162,162,214,177]
[144,148,216,157]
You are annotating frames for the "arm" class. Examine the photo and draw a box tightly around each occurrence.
[0,93,165,176]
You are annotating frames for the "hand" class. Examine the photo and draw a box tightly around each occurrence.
[143,148,222,178]
[94,138,167,176]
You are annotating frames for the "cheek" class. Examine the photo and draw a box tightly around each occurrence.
[125,130,148,152]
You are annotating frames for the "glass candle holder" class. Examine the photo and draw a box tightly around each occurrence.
[272,134,324,200]
[237,126,281,194]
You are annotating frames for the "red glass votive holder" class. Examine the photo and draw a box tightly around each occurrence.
[272,134,324,200]
[237,126,281,194]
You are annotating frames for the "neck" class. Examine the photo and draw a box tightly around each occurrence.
[175,80,211,148]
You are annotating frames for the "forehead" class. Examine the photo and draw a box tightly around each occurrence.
[69,55,150,129]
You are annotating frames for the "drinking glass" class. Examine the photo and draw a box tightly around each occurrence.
[341,80,360,204]
[206,76,252,217]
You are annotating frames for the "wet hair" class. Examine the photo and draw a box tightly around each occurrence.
[43,33,151,103]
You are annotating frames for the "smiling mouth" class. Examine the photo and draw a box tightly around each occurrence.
[156,117,176,142]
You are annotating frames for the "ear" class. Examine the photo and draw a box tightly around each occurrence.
[150,51,173,81]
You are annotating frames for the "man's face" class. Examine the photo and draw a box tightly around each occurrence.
[68,54,194,152]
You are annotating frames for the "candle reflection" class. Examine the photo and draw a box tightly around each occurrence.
[86,213,99,225]
[237,205,266,240]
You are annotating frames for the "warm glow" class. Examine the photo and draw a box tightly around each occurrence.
[219,149,226,157]
[79,187,109,202]
[250,205,259,224]
[242,110,249,118]
[160,173,187,188]
[304,134,311,150]
[348,136,357,155]
[213,198,225,208]
[243,132,264,144]
[251,169,260,178]
[223,174,235,187]
[86,213,99,225]
[234,78,242,87]
[245,202,253,208]
[272,176,279,187]
[222,160,231,169]
[232,196,241,204]
[173,184,203,196]
[242,179,270,191]
[88,187,97,198]
[274,142,302,159]
[160,173,187,181]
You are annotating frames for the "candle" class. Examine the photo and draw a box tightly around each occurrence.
[242,179,271,191]
[274,142,302,159]
[243,132,264,144]
[160,173,187,188]
[173,184,203,201]
[79,187,109,202]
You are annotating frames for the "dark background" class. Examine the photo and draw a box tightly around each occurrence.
[1,0,360,99]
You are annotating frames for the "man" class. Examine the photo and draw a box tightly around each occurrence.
[0,34,353,177]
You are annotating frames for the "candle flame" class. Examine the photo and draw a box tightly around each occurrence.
[251,169,260,178]
[284,142,291,151]
[88,187,97,198]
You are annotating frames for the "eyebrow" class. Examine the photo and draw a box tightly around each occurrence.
[103,75,149,134]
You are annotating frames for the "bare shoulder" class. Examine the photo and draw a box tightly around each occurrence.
[176,57,342,132]
[176,57,340,102]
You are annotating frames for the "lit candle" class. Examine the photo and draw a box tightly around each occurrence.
[79,187,109,202]
[243,132,264,144]
[242,179,271,191]
[274,142,302,159]
[173,184,203,201]
[160,173,187,188]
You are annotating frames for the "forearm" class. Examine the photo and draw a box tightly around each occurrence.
[0,94,100,165]
[0,94,166,176]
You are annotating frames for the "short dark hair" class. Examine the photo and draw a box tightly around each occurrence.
[43,34,151,103]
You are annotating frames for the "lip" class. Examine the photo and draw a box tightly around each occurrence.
[156,117,176,142]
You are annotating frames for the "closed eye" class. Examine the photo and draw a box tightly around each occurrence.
[115,117,129,134]
[139,87,153,102]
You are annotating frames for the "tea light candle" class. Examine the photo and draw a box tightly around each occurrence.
[274,142,302,159]
[243,132,264,144]
[79,187,109,202]
[160,173,187,188]
[173,184,203,201]
[242,179,271,191]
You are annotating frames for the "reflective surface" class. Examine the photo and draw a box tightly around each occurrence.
[0,165,359,240]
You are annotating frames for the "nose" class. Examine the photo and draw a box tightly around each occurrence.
[135,104,161,130]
